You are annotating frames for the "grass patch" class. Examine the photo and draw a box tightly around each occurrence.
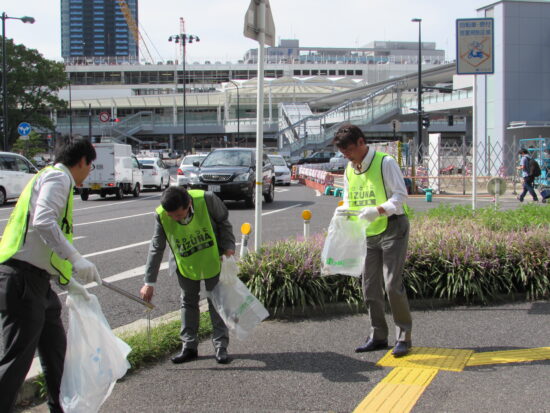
[119,312,212,370]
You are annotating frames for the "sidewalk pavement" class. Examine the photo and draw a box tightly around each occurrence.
[19,300,550,413]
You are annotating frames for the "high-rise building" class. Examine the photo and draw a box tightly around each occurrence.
[61,0,138,64]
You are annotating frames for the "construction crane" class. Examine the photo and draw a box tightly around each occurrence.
[115,0,155,63]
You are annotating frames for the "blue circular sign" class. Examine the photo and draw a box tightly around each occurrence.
[17,122,32,136]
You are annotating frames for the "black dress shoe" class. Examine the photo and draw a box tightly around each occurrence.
[215,348,229,364]
[392,341,411,358]
[171,348,198,364]
[355,338,388,353]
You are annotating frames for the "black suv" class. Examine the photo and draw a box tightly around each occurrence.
[296,150,336,165]
[188,148,275,208]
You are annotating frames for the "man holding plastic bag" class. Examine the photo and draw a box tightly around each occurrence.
[0,139,101,413]
[140,187,236,364]
[332,124,412,358]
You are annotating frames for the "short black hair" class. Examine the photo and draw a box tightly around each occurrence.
[161,186,191,212]
[54,138,96,167]
[332,124,366,149]
[519,148,529,155]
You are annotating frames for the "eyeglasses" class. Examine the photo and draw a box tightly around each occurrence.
[90,163,96,171]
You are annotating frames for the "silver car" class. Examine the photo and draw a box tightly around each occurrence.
[177,154,207,187]
[329,152,348,171]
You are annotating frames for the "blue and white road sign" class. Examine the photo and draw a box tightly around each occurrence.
[17,122,32,136]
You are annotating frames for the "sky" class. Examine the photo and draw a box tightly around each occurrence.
[2,0,488,63]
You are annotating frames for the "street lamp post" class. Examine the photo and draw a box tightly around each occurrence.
[227,79,240,144]
[411,18,422,163]
[1,12,35,151]
[169,33,199,154]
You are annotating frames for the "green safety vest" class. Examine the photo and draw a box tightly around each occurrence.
[0,166,74,285]
[156,190,220,280]
[346,151,408,237]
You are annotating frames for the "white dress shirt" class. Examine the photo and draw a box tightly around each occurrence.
[13,163,79,275]
[343,149,408,216]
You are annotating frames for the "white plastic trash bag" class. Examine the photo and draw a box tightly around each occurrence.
[61,294,131,413]
[209,256,269,340]
[321,214,367,277]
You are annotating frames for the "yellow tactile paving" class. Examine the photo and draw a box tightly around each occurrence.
[466,347,550,366]
[353,367,438,413]
[376,346,474,372]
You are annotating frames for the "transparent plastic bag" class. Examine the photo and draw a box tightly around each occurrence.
[61,294,131,413]
[209,256,269,340]
[321,214,367,277]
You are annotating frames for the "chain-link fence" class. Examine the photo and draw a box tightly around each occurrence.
[371,139,525,195]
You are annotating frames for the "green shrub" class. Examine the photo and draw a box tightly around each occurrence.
[239,234,362,314]
[238,205,550,308]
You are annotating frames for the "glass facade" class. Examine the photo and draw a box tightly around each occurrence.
[61,0,138,63]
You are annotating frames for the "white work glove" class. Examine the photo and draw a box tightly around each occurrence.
[358,206,380,222]
[67,278,91,300]
[68,252,102,285]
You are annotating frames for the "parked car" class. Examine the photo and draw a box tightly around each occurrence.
[329,152,348,170]
[80,143,143,200]
[268,154,291,185]
[188,147,275,208]
[296,150,336,165]
[138,157,171,190]
[32,155,47,168]
[0,152,38,205]
[176,153,208,187]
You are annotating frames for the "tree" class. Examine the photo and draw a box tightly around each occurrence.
[1,36,67,150]
[11,131,48,160]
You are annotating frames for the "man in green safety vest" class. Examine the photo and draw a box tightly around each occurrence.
[140,186,236,364]
[0,138,101,413]
[333,124,412,358]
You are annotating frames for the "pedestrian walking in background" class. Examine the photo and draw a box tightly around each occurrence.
[517,148,539,202]
[333,124,412,358]
[0,138,101,413]
[140,186,236,364]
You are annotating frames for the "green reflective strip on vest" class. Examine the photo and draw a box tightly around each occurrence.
[346,151,389,237]
[0,166,74,284]
[156,190,220,280]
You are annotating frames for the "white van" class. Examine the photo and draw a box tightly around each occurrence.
[80,143,143,200]
[0,152,38,205]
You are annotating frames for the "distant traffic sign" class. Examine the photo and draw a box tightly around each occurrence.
[456,18,494,75]
[17,122,32,136]
[99,111,111,122]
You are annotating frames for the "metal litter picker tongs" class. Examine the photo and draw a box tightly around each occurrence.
[102,280,156,346]
[102,280,155,310]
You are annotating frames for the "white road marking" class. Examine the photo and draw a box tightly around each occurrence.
[58,261,170,295]
[73,236,86,241]
[74,212,154,227]
[262,203,303,216]
[74,194,158,212]
[83,240,151,258]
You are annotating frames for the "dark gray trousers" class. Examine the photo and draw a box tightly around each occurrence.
[363,215,412,343]
[176,274,229,351]
[0,259,66,413]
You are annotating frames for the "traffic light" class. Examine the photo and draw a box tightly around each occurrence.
[422,115,430,129]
